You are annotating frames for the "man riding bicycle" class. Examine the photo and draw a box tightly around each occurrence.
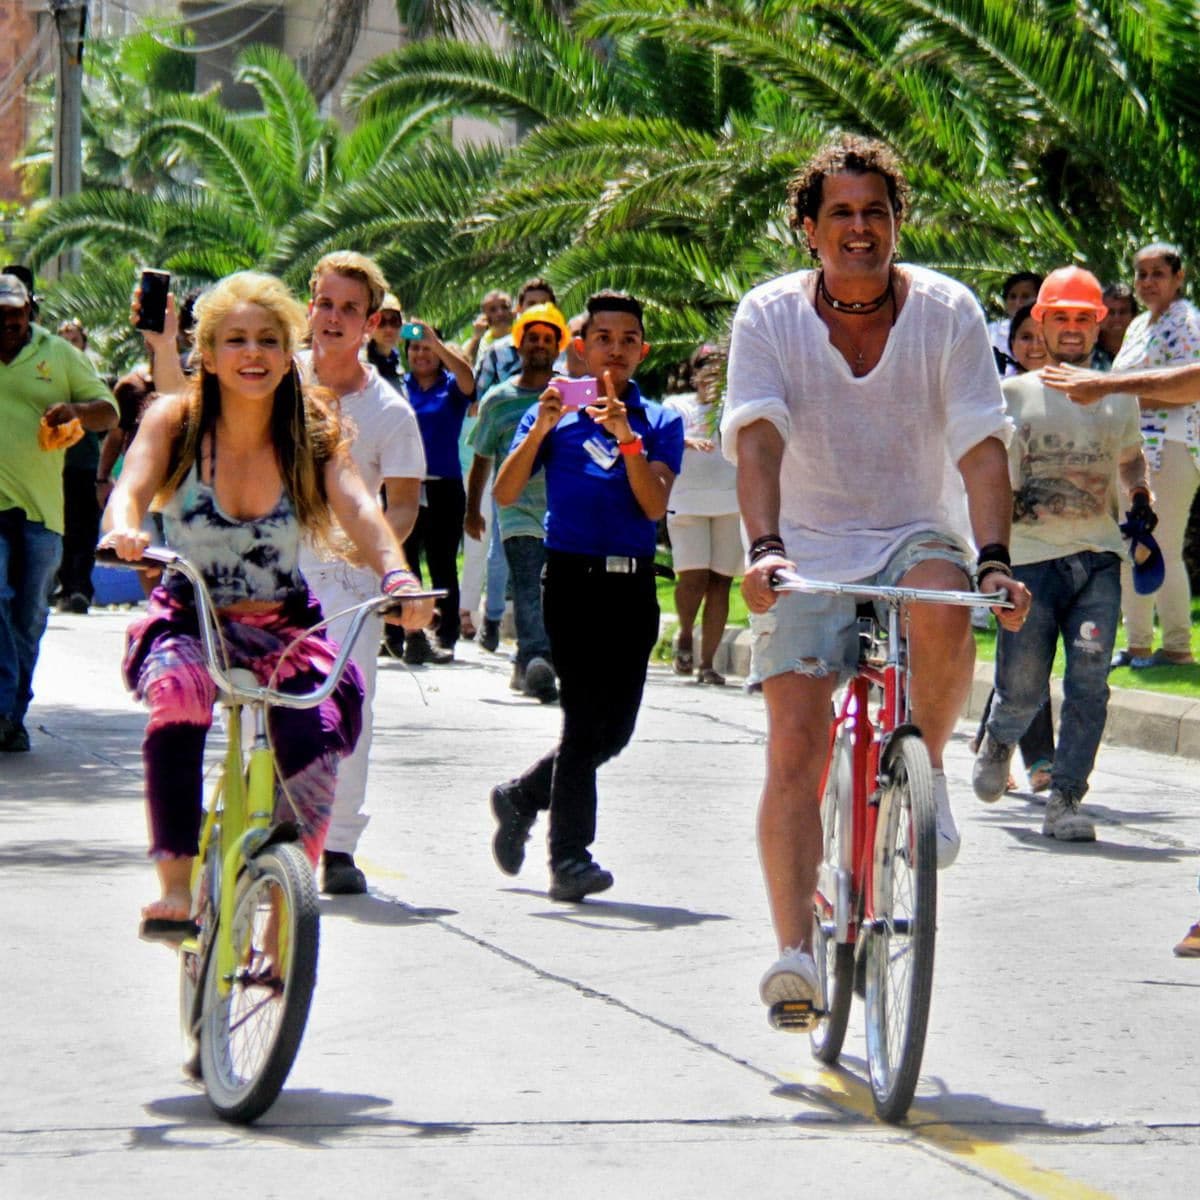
[722,135,1031,1020]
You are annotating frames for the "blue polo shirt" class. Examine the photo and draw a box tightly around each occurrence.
[404,367,473,479]
[510,381,684,558]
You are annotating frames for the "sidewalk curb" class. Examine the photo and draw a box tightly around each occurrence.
[701,624,1200,761]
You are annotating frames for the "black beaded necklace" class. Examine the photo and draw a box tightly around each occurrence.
[817,267,895,316]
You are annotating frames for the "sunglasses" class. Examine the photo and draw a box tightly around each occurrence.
[378,313,403,327]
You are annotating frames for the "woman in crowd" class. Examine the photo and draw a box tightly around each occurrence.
[1111,243,1200,668]
[665,344,739,685]
[101,271,431,939]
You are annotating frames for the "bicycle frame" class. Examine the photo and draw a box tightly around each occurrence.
[815,602,908,954]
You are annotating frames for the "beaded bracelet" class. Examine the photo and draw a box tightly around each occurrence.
[381,568,419,595]
[748,534,786,565]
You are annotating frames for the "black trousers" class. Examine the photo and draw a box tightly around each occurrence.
[513,549,660,866]
[403,477,466,647]
[58,466,101,601]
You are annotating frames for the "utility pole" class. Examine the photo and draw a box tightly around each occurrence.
[50,0,87,278]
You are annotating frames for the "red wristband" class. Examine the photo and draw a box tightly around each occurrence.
[618,436,643,457]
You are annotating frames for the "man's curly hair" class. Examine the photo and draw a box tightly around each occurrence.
[786,134,910,231]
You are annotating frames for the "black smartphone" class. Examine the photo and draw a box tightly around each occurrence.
[135,269,171,334]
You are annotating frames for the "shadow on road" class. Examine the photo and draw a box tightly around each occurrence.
[0,837,144,871]
[506,890,732,932]
[140,1089,475,1146]
[320,895,458,925]
[774,1057,1094,1142]
[995,824,1199,862]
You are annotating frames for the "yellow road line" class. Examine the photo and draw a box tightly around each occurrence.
[786,1068,1116,1200]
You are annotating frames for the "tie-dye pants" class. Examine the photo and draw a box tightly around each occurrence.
[123,588,364,866]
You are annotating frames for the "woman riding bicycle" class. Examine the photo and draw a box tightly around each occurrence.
[101,271,433,940]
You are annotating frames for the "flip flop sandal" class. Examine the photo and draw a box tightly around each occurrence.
[460,611,478,640]
[673,649,694,675]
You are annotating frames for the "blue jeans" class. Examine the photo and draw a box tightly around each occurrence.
[485,500,508,623]
[987,551,1121,802]
[0,510,63,723]
[502,535,551,668]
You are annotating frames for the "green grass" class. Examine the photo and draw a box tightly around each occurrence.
[974,597,1200,700]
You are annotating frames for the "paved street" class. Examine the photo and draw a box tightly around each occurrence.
[2,609,1198,1198]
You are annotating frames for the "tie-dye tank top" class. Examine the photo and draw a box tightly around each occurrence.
[159,448,305,606]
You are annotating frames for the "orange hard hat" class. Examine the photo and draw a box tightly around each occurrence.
[1031,266,1108,322]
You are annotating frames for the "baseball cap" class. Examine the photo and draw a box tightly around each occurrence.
[512,302,570,352]
[1128,528,1165,595]
[379,291,402,315]
[0,273,31,308]
[1031,266,1108,322]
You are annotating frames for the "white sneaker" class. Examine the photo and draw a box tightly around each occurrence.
[932,769,960,869]
[759,946,821,1008]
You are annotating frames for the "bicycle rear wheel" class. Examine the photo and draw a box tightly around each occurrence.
[199,841,320,1123]
[811,727,855,1064]
[864,734,936,1122]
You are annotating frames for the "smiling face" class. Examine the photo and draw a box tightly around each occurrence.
[578,310,649,392]
[1041,308,1100,365]
[405,328,440,381]
[481,292,512,332]
[201,302,290,401]
[803,171,899,286]
[516,322,559,373]
[309,271,377,359]
[1133,254,1184,319]
[1010,314,1048,373]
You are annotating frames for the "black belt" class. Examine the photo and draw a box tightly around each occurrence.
[546,549,671,578]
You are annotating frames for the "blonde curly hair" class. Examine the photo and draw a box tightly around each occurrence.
[155,271,348,552]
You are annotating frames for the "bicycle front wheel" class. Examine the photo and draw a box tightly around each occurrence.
[811,727,855,1064]
[864,734,936,1123]
[199,841,320,1123]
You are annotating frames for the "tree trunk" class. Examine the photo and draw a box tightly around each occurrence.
[304,0,371,104]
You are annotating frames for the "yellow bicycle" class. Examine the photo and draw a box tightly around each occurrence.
[104,546,440,1122]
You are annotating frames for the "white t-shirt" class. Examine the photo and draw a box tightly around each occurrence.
[1003,371,1142,565]
[722,264,1011,581]
[664,392,738,517]
[295,352,426,577]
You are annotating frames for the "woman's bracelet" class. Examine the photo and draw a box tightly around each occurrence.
[381,568,419,595]
[976,561,1012,587]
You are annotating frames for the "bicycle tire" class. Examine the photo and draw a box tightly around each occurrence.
[811,727,855,1064]
[199,841,320,1123]
[864,734,936,1123]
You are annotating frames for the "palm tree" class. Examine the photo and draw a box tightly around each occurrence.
[18,45,460,366]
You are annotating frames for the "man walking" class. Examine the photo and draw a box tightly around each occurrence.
[721,136,1029,1020]
[974,268,1150,841]
[466,302,570,701]
[0,273,118,751]
[298,252,426,894]
[486,291,684,900]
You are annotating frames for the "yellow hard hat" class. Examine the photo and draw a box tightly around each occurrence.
[512,302,571,352]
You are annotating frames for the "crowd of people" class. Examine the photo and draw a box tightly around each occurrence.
[3,130,1200,1023]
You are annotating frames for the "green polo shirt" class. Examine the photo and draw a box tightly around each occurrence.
[0,324,116,533]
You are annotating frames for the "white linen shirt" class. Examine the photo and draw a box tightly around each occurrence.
[722,264,1011,581]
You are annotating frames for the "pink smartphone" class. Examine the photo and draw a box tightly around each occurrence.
[554,376,598,410]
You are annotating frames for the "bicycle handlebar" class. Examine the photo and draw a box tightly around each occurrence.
[96,546,446,707]
[770,567,1012,610]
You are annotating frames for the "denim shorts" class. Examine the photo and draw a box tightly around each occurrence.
[747,529,973,688]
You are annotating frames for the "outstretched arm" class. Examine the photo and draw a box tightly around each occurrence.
[1044,361,1200,407]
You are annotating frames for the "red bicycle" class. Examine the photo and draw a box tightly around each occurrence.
[770,568,1009,1122]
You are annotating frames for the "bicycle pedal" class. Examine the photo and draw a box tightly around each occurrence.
[768,1000,825,1032]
